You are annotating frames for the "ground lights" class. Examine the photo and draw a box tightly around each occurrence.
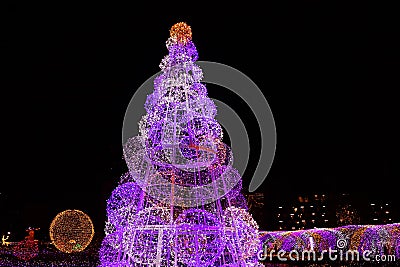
[260,223,400,258]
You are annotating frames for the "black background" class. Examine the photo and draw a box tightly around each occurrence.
[1,3,399,239]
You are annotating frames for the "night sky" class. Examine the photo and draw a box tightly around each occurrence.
[1,3,399,239]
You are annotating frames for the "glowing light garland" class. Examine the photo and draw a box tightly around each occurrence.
[170,22,192,45]
[260,223,400,259]
[99,22,261,266]
[50,210,94,253]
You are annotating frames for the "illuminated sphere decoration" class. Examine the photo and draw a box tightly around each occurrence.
[170,22,192,44]
[50,209,95,253]
[106,181,143,229]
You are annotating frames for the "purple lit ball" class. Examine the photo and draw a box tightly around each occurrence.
[106,182,143,229]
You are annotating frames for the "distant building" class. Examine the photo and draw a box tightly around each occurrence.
[269,192,398,231]
[274,193,329,230]
[336,204,360,226]
[369,202,393,224]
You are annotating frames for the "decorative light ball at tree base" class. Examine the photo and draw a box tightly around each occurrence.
[50,209,94,253]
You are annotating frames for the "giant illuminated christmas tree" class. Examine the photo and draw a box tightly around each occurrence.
[99,22,262,267]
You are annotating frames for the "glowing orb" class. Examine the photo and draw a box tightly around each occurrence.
[49,209,94,253]
[170,22,192,44]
